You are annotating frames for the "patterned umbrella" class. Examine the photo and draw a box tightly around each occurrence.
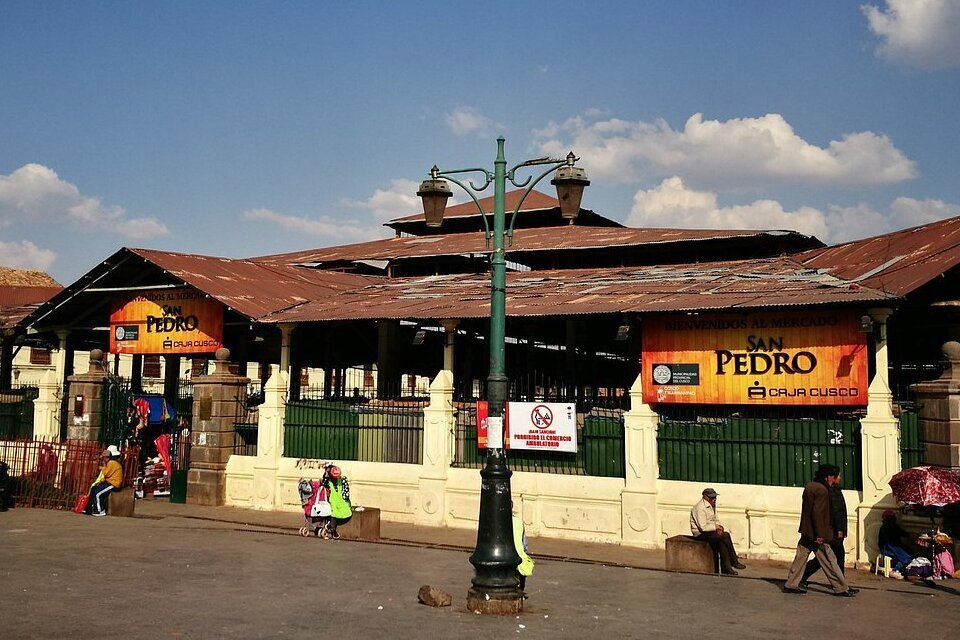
[889,466,960,507]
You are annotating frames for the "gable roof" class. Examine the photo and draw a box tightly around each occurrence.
[261,256,893,324]
[798,215,960,296]
[0,267,62,329]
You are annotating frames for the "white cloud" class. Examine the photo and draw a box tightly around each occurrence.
[244,208,384,243]
[628,177,960,244]
[863,0,960,69]
[339,179,423,222]
[628,177,829,239]
[0,163,169,239]
[534,112,916,189]
[0,239,57,271]
[444,106,498,137]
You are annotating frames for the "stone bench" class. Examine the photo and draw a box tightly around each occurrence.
[107,488,135,517]
[664,535,717,574]
[337,507,380,541]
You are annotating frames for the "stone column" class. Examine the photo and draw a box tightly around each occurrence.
[415,370,455,526]
[33,368,61,440]
[441,320,459,372]
[53,329,70,390]
[188,348,250,506]
[65,349,109,441]
[251,369,288,510]
[621,373,660,548]
[856,307,901,564]
[912,341,960,469]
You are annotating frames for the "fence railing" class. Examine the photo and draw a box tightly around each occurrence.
[0,437,138,510]
[284,386,426,463]
[232,382,261,456]
[656,406,864,491]
[897,404,922,469]
[452,403,625,478]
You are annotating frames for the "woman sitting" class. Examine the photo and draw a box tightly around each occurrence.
[878,510,914,578]
[87,445,123,517]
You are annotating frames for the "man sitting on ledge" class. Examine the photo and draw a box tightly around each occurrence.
[690,487,746,575]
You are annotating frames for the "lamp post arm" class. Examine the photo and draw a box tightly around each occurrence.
[433,169,495,242]
[504,158,570,242]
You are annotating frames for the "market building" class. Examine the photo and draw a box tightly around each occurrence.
[4,191,960,565]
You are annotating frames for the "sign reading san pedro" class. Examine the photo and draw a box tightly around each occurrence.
[109,288,223,355]
[642,310,867,406]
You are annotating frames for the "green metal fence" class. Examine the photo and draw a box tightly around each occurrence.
[232,382,260,456]
[898,406,922,469]
[0,386,38,439]
[657,407,863,491]
[283,386,425,463]
[452,403,625,478]
[98,377,132,446]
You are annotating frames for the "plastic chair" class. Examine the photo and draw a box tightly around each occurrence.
[874,554,893,577]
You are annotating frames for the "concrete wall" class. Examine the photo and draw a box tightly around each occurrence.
[224,352,903,566]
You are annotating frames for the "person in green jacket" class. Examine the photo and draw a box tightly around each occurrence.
[324,465,352,540]
[512,502,535,598]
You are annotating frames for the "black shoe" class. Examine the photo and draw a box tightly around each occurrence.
[783,587,807,595]
[733,561,747,570]
[846,587,860,595]
[799,581,809,589]
[832,590,856,597]
[722,568,739,576]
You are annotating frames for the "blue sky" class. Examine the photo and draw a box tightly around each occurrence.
[2,1,959,284]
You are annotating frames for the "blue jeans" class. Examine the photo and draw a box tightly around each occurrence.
[881,543,913,571]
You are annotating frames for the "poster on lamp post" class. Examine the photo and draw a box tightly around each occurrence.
[475,401,578,452]
[109,288,224,355]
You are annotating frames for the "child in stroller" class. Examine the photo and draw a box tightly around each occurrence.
[298,477,333,538]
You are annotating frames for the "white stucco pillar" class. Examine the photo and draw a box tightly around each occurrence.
[53,329,70,388]
[32,368,61,440]
[415,370,455,526]
[856,307,900,565]
[279,324,294,376]
[621,373,660,548]
[251,370,288,510]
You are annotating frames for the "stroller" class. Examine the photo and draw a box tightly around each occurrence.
[297,478,334,538]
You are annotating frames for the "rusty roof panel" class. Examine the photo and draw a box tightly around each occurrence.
[261,258,894,323]
[129,248,374,319]
[798,215,960,296]
[254,226,814,266]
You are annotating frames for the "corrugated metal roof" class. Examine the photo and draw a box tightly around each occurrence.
[254,226,815,267]
[260,257,894,324]
[798,214,960,296]
[128,248,374,319]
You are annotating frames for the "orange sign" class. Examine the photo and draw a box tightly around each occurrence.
[109,288,223,355]
[642,310,868,406]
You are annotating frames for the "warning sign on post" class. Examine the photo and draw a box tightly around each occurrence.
[507,402,577,453]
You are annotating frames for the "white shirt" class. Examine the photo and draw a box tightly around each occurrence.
[690,497,721,536]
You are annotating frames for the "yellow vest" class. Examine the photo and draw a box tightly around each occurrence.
[512,516,535,576]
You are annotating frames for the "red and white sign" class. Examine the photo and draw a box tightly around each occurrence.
[475,401,577,452]
[507,402,576,453]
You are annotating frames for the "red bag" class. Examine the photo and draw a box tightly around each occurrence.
[73,494,89,514]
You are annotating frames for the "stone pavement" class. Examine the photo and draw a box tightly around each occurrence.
[2,506,958,640]
[134,498,956,597]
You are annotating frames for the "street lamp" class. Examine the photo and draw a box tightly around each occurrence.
[418,137,588,614]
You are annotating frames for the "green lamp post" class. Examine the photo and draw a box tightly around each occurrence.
[418,137,589,613]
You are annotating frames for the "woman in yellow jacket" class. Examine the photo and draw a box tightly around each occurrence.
[88,446,123,517]
[512,504,535,598]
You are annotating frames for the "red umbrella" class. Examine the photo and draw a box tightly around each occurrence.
[889,466,960,507]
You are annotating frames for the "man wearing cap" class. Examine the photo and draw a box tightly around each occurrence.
[87,446,123,517]
[783,464,857,596]
[690,488,746,575]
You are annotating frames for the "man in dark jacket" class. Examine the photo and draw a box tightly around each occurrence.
[800,464,848,584]
[783,464,856,596]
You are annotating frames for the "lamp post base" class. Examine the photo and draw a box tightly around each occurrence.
[466,587,524,615]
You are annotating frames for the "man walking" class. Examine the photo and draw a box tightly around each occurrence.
[784,464,856,596]
[690,488,746,575]
[800,464,848,585]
